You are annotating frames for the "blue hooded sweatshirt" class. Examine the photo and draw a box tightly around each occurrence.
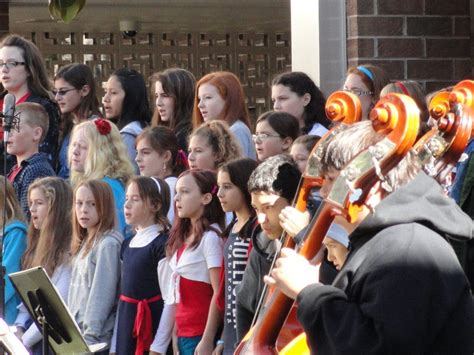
[2,219,27,324]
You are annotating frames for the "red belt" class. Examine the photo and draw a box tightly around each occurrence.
[120,294,162,355]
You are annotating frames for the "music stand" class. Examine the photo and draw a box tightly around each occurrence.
[9,267,107,354]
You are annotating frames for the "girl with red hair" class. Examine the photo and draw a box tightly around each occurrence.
[193,72,256,160]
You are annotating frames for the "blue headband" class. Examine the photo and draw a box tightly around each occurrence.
[357,66,374,82]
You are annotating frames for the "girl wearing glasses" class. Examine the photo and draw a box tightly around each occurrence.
[343,64,390,119]
[0,35,60,170]
[253,111,299,161]
[271,71,330,137]
[192,71,256,160]
[54,63,101,179]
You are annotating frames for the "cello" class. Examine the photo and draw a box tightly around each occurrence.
[235,93,420,354]
[279,81,474,354]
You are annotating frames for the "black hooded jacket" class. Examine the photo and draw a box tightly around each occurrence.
[297,172,474,354]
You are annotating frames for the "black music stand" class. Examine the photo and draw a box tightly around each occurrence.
[9,267,107,354]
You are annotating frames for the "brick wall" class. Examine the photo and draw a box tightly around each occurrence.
[0,1,8,37]
[346,0,471,93]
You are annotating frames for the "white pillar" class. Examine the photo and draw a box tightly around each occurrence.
[291,0,346,95]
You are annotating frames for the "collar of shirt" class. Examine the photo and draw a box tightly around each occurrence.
[129,223,164,248]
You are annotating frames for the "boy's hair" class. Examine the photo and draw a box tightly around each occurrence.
[272,71,330,133]
[0,176,24,226]
[71,179,117,257]
[293,135,321,154]
[126,176,171,229]
[318,120,384,175]
[23,177,72,276]
[248,154,301,202]
[17,102,49,143]
[167,169,225,257]
[256,111,300,142]
[190,120,242,169]
[68,119,134,187]
[192,71,251,130]
[318,120,420,195]
[136,126,187,176]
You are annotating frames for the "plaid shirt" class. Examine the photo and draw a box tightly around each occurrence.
[8,152,55,220]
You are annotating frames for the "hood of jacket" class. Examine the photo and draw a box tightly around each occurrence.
[350,172,473,245]
[3,219,27,236]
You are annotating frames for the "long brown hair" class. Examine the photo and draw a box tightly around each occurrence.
[0,35,53,99]
[0,176,24,227]
[54,63,101,139]
[166,169,225,257]
[22,177,72,276]
[136,126,187,176]
[71,180,117,257]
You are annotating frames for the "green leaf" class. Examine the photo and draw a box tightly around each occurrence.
[48,0,86,23]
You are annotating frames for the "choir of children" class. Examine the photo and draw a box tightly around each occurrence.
[0,33,472,354]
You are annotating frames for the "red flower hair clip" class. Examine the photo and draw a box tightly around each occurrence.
[94,118,111,136]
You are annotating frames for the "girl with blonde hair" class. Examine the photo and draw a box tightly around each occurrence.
[68,118,134,237]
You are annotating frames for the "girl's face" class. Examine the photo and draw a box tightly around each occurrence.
[0,46,29,95]
[124,182,156,229]
[53,78,84,115]
[69,127,88,173]
[75,185,99,232]
[188,135,217,170]
[343,73,374,119]
[102,75,125,119]
[217,170,246,213]
[271,84,309,123]
[197,83,226,122]
[254,120,289,161]
[135,137,170,178]
[290,143,310,173]
[155,81,175,122]
[174,174,210,221]
[29,188,49,230]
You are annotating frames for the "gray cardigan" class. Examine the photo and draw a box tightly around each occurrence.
[67,230,123,348]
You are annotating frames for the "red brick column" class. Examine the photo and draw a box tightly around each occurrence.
[0,1,9,38]
[346,0,471,93]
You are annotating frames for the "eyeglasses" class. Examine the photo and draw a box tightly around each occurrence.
[0,61,26,70]
[252,133,281,143]
[52,88,76,97]
[343,86,374,97]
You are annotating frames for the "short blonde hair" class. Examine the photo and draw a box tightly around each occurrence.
[17,102,49,143]
[68,119,134,187]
